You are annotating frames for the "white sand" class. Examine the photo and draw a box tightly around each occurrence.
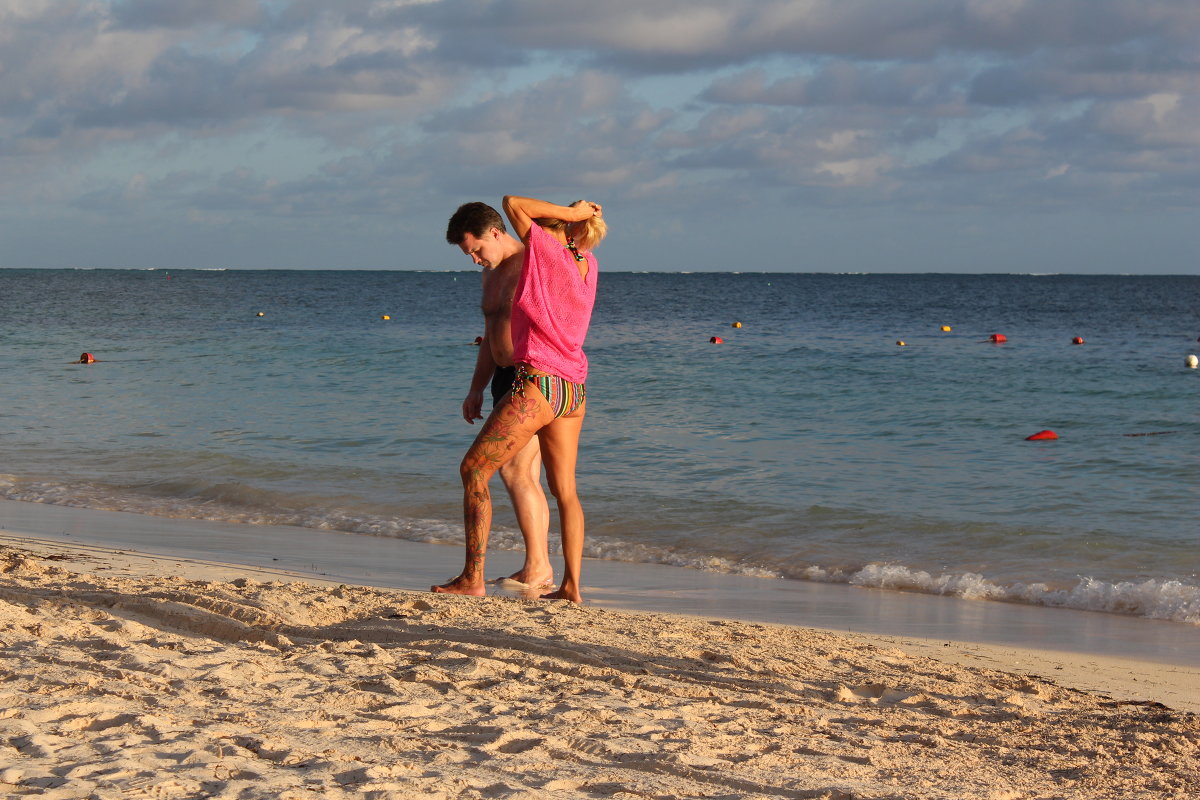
[1,534,1197,799]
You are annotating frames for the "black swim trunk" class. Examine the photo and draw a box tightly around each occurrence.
[491,365,516,405]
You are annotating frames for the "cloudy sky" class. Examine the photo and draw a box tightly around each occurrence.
[2,0,1197,273]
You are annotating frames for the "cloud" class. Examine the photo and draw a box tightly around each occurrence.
[970,47,1200,106]
[1,1,451,152]
[396,1,1200,69]
[702,62,958,108]
[111,0,265,29]
[416,70,673,197]
[0,0,1197,270]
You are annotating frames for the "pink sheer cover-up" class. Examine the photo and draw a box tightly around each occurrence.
[510,222,597,384]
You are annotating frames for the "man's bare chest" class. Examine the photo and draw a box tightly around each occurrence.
[480,272,519,317]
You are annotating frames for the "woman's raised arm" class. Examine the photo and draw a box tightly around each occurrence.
[502,195,600,243]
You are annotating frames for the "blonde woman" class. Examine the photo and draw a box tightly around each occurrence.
[434,195,606,603]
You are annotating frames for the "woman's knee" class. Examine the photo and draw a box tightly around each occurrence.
[460,457,495,487]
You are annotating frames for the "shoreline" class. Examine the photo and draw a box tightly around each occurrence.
[1,497,1198,716]
[5,530,1198,716]
[1,498,1196,662]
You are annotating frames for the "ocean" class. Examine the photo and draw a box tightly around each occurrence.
[1,269,1196,624]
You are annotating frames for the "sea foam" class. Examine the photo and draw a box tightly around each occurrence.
[841,563,1200,624]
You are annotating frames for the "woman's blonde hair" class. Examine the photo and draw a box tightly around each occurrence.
[536,200,608,252]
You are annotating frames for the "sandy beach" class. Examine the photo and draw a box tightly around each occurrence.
[1,527,1197,799]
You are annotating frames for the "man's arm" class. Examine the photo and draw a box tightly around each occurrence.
[462,332,495,424]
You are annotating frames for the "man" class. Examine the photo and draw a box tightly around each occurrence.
[445,202,553,589]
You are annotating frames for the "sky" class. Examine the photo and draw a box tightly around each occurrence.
[1,0,1197,273]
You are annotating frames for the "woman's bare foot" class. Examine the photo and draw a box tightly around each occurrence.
[540,586,582,603]
[431,576,486,596]
[504,569,554,589]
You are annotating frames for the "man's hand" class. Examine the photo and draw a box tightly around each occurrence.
[462,391,485,424]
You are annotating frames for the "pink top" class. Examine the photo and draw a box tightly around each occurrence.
[511,222,597,384]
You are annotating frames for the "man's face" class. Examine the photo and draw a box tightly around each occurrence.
[459,229,504,268]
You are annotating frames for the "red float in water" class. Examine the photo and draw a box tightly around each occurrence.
[1025,430,1058,441]
[710,336,724,344]
[1072,336,1085,345]
[989,333,1007,343]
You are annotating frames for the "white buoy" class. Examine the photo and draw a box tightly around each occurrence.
[1187,354,1198,369]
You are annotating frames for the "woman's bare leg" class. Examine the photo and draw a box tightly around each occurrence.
[535,400,586,603]
[433,389,550,596]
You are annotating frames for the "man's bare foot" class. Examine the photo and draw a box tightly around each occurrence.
[540,586,582,603]
[431,576,486,596]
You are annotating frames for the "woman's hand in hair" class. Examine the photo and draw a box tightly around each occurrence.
[575,201,602,220]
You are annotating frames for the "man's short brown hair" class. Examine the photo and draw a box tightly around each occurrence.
[446,202,506,245]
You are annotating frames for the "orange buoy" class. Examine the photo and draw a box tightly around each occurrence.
[710,336,724,344]
[731,321,742,328]
[989,333,1007,343]
[1025,430,1058,441]
[1071,336,1084,345]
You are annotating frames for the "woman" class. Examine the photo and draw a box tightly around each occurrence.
[433,195,606,603]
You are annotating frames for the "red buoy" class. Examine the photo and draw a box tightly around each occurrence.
[989,333,1007,343]
[1025,430,1058,441]
[710,336,724,344]
[1071,336,1085,345]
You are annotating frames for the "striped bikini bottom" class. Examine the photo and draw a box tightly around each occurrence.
[513,364,586,419]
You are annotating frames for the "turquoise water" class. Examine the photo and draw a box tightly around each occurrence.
[1,269,1197,623]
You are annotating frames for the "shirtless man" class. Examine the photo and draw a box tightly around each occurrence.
[445,202,553,589]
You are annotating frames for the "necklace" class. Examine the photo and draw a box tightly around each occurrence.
[565,237,585,262]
